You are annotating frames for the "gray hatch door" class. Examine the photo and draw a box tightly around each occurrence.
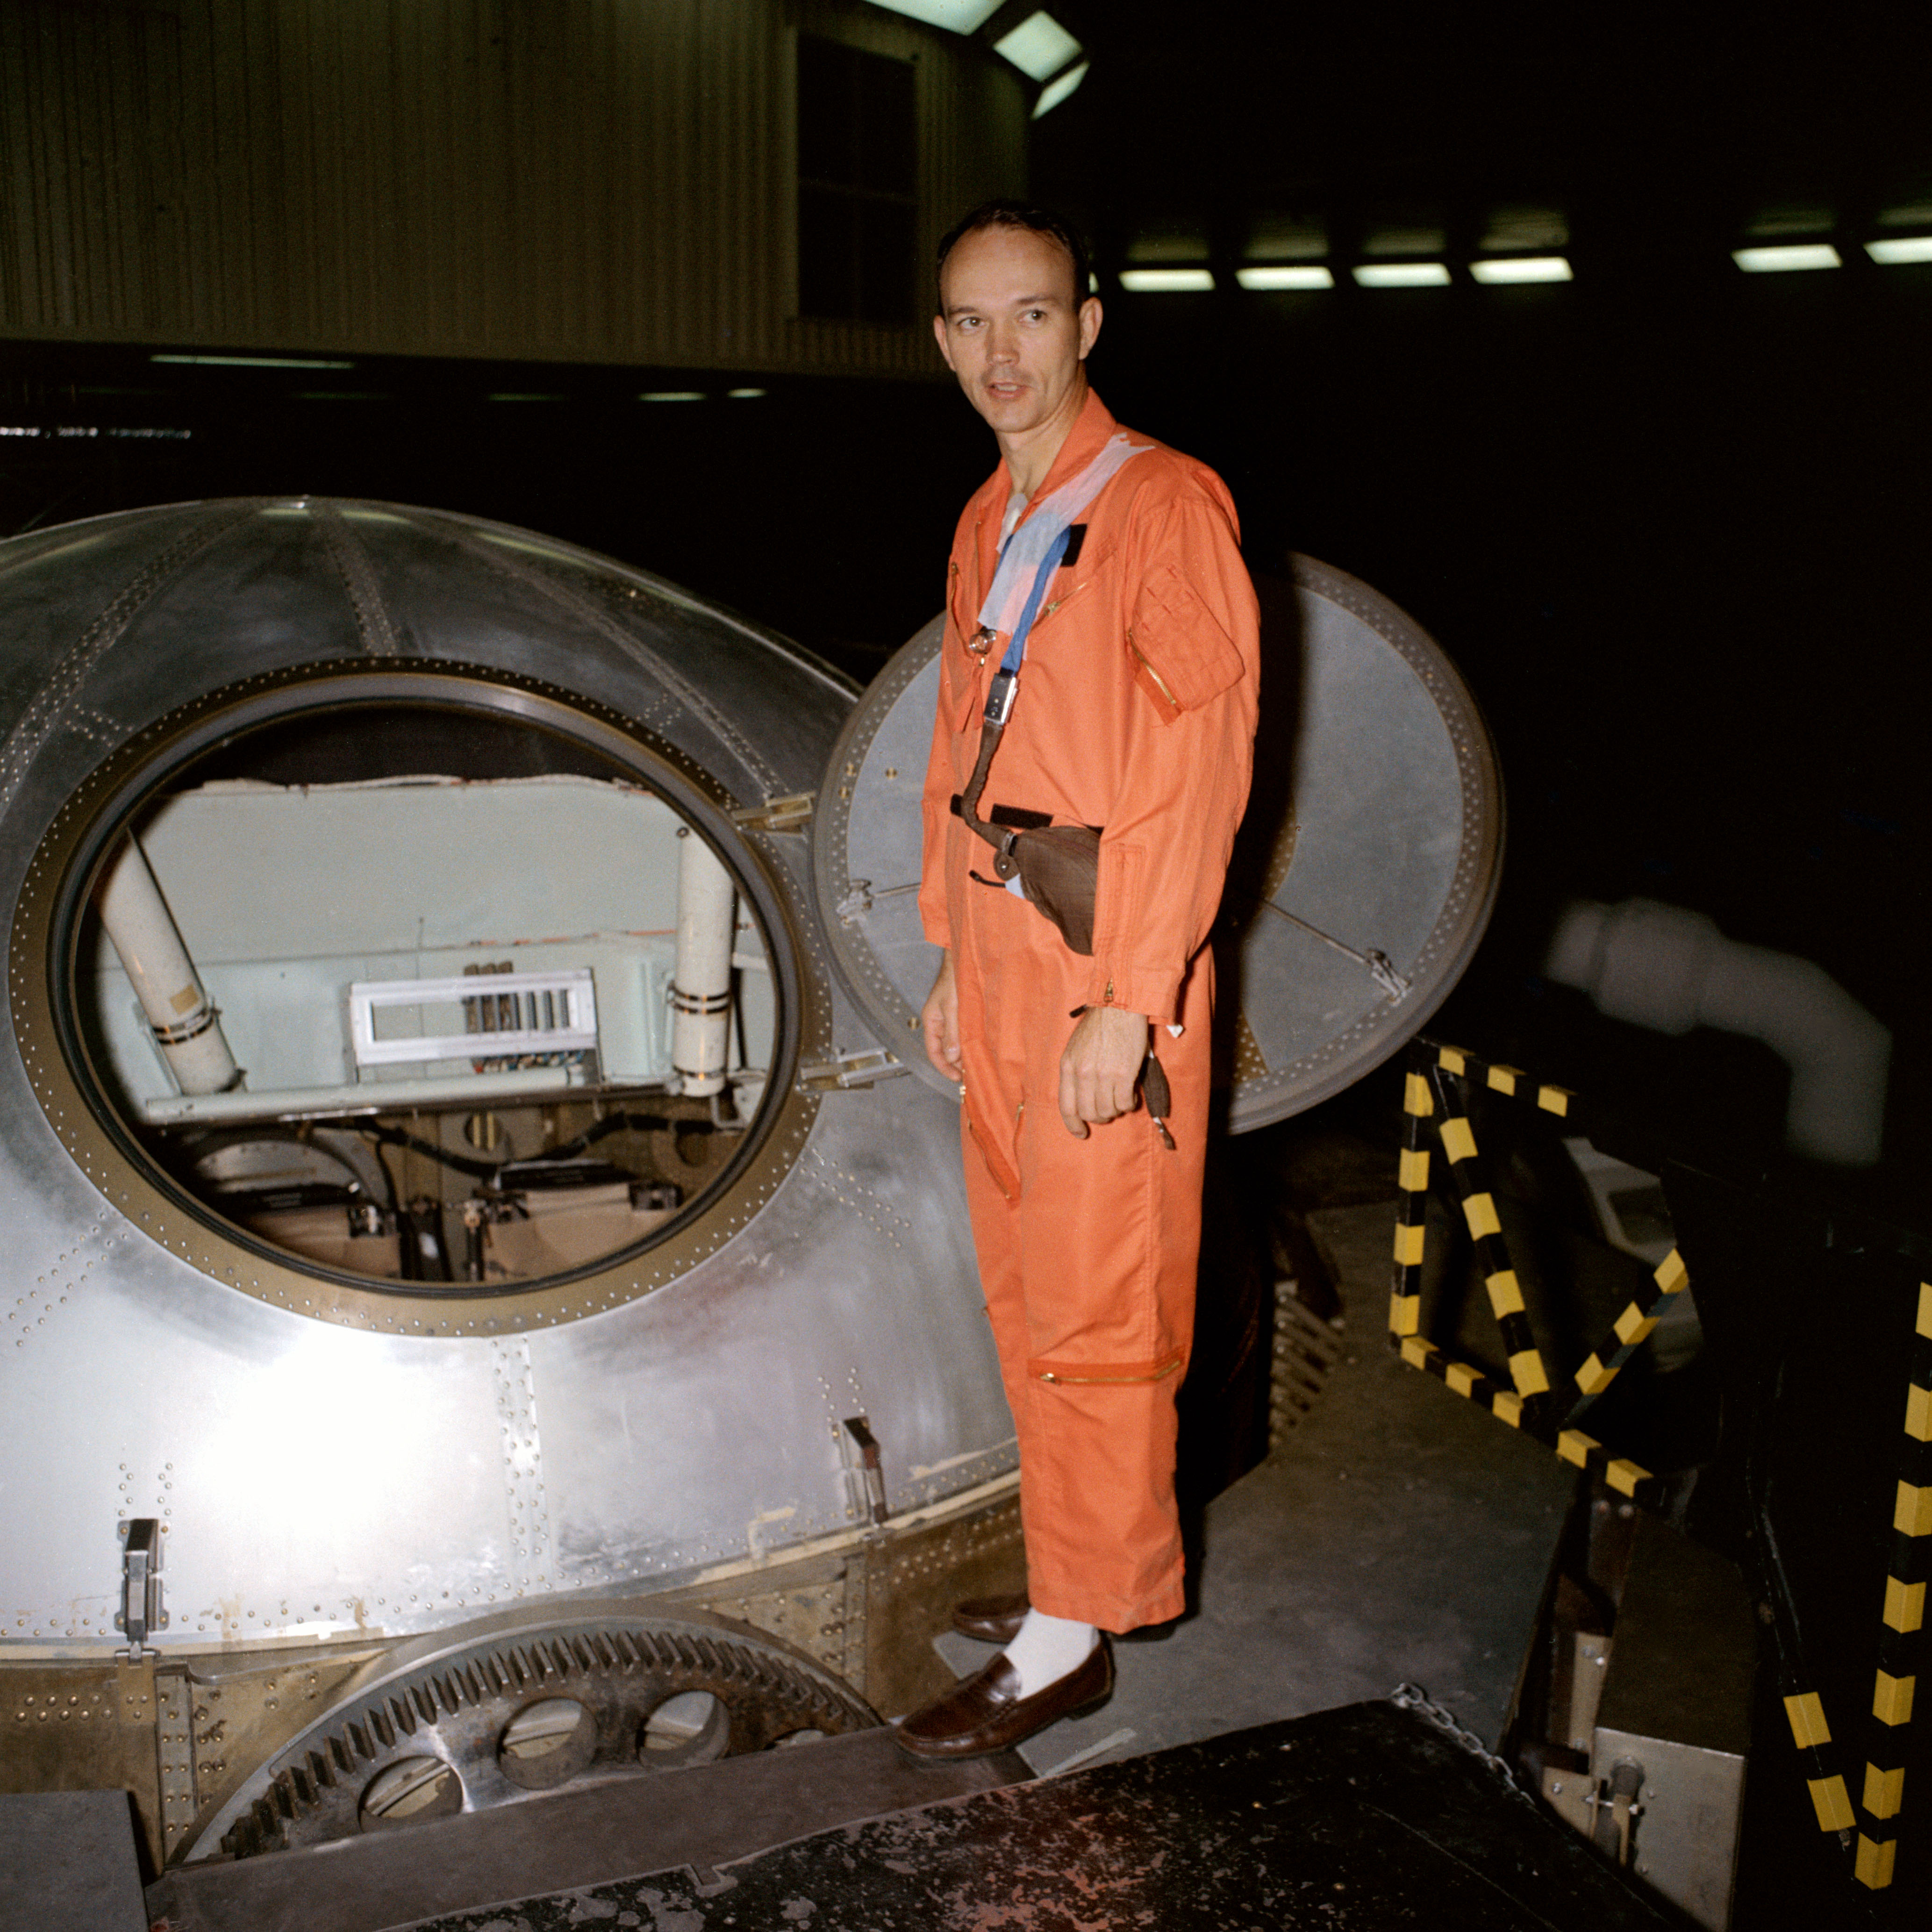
[811,555,1503,1130]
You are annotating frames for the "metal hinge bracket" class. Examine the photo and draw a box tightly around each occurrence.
[730,792,814,833]
[798,1046,907,1091]
[115,1517,166,1660]
[843,1415,890,1526]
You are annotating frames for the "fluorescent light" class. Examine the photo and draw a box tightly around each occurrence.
[1353,263,1450,288]
[638,390,706,402]
[1236,265,1334,291]
[1868,236,1932,265]
[152,353,353,368]
[1732,243,1840,273]
[727,387,767,399]
[994,11,1080,80]
[1118,267,1213,293]
[1470,256,1572,285]
[1032,60,1088,118]
[860,0,1002,29]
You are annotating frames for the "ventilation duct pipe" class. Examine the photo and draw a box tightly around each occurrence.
[1544,897,1890,1166]
[670,829,735,1098]
[95,834,242,1095]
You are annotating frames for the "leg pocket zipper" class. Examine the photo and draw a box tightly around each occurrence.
[1033,1354,1182,1386]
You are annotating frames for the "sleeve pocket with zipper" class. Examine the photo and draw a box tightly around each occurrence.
[1126,559,1245,721]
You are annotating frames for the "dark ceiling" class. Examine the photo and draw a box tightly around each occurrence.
[1035,2,1932,270]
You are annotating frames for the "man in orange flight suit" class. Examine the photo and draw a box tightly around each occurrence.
[896,202,1259,1761]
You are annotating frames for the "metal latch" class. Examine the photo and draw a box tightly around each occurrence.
[1590,1757,1645,1865]
[843,1416,889,1525]
[835,879,921,928]
[730,792,814,833]
[115,1518,165,1659]
[798,1046,907,1091]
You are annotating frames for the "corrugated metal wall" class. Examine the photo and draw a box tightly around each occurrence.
[0,0,1027,375]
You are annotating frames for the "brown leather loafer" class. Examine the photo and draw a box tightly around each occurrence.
[951,1590,1030,1645]
[895,1639,1113,1761]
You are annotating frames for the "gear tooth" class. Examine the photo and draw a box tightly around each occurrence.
[308,1747,335,1790]
[330,1733,353,1776]
[589,1631,617,1671]
[221,1810,261,1859]
[389,1693,417,1735]
[412,1685,436,1725]
[370,1708,394,1750]
[349,1719,374,1761]
[243,1801,277,1853]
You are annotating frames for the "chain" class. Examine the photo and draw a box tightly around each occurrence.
[1389,1683,1537,1808]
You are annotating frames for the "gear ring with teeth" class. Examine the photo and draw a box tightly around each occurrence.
[188,1609,877,1862]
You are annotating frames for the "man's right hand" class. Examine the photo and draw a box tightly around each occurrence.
[920,950,963,1084]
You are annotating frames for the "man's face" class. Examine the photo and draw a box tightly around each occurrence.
[933,225,1102,448]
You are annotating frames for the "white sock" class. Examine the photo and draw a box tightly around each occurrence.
[1000,1608,1098,1697]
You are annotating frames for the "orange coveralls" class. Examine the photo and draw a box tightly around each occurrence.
[919,390,1260,1631]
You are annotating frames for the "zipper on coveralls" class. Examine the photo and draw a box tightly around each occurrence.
[1037,1355,1184,1385]
[1037,572,1097,626]
[1124,624,1181,712]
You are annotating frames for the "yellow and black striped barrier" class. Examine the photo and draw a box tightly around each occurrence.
[1780,1687,1857,1845]
[1394,1036,1930,1896]
[1843,1278,1932,1890]
[1389,1038,1656,1502]
[1569,1246,1690,1417]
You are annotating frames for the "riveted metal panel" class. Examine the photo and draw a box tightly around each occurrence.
[0,500,1013,1679]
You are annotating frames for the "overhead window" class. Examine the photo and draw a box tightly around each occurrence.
[796,36,917,326]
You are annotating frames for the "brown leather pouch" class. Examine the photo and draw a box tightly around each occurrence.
[955,716,1101,955]
[997,823,1100,956]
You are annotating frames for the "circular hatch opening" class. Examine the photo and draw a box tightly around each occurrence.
[21,665,817,1316]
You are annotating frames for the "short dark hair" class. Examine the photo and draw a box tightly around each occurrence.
[936,200,1093,310]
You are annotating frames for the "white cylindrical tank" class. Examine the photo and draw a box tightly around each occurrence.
[95,834,243,1095]
[670,828,735,1098]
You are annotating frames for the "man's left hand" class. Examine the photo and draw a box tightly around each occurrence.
[1059,1005,1150,1137]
